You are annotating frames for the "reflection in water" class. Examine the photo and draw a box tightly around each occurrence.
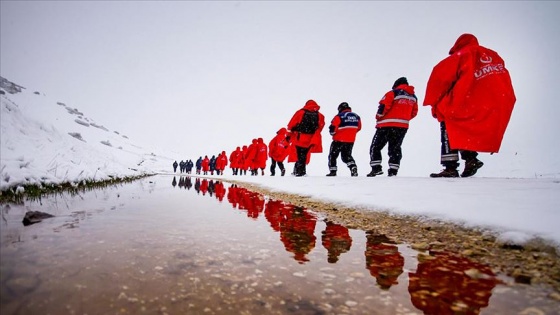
[228,183,317,264]
[278,205,317,264]
[177,176,192,190]
[227,184,265,219]
[194,177,201,193]
[364,232,404,290]
[0,177,546,315]
[408,251,500,315]
[200,178,209,196]
[321,220,352,263]
[172,176,177,187]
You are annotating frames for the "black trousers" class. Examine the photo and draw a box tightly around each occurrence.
[295,146,310,176]
[270,158,285,174]
[369,127,408,171]
[328,141,356,171]
[438,121,478,167]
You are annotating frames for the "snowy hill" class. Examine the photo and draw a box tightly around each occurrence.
[0,76,174,192]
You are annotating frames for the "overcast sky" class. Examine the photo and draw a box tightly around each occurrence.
[2,1,559,177]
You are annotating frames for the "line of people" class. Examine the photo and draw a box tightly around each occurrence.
[174,34,515,178]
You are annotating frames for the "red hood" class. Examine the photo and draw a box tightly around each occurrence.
[277,127,287,134]
[303,99,320,111]
[449,33,479,55]
[395,84,415,94]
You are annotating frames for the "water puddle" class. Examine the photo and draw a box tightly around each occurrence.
[1,176,558,314]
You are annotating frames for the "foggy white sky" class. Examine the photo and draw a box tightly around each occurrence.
[2,1,559,177]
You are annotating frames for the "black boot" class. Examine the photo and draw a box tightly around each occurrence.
[326,170,337,177]
[350,167,358,177]
[281,169,286,176]
[388,169,398,177]
[461,159,484,177]
[367,166,383,177]
[430,167,459,178]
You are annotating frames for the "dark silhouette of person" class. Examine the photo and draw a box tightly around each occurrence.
[321,220,352,263]
[173,160,178,173]
[364,232,404,290]
[408,251,500,315]
[194,178,201,194]
[185,176,192,190]
[172,176,177,187]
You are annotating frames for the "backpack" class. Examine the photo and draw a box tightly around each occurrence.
[293,110,319,134]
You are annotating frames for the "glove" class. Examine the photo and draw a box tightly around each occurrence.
[329,125,335,136]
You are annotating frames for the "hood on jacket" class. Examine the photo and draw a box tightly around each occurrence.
[394,84,415,95]
[392,77,408,89]
[277,127,287,134]
[449,33,479,55]
[257,138,263,143]
[303,99,320,111]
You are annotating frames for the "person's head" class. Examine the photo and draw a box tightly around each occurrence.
[337,102,351,113]
[449,33,479,55]
[392,77,408,89]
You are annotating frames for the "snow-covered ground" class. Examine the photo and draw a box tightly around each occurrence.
[1,77,559,251]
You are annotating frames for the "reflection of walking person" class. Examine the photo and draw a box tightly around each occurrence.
[326,102,361,177]
[287,100,325,177]
[321,220,352,263]
[368,77,418,177]
[364,232,404,290]
[424,33,516,178]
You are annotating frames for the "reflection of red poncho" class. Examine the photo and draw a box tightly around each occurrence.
[279,206,317,264]
[322,222,352,263]
[424,34,516,153]
[409,251,499,315]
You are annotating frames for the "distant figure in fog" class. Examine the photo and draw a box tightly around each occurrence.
[173,160,178,173]
[255,138,268,176]
[196,157,202,175]
[202,155,210,175]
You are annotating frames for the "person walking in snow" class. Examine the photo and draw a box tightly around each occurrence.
[326,102,361,177]
[287,99,325,177]
[246,139,259,176]
[229,147,242,175]
[202,156,210,175]
[255,138,268,176]
[268,128,291,176]
[368,77,418,177]
[209,155,217,175]
[196,157,202,175]
[216,151,228,175]
[173,160,178,173]
[424,33,516,178]
[186,159,194,174]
